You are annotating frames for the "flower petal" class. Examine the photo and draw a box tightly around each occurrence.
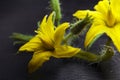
[28,51,52,73]
[85,23,106,48]
[37,15,47,33]
[54,22,69,45]
[46,12,55,34]
[37,12,55,40]
[53,45,80,58]
[36,12,56,48]
[111,0,120,21]
[106,23,120,52]
[73,10,97,19]
[19,35,42,52]
[94,0,109,17]
[42,12,55,36]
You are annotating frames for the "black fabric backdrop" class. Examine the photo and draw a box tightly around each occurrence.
[1,0,120,80]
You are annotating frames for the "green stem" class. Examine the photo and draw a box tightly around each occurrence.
[74,46,114,62]
[50,0,62,26]
[63,33,73,44]
[74,50,100,62]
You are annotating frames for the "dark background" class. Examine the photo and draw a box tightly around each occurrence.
[1,0,120,80]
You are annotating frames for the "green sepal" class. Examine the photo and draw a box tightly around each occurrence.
[10,33,33,45]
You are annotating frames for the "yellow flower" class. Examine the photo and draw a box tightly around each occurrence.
[19,12,80,73]
[73,0,120,52]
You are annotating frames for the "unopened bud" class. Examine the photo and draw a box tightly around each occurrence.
[71,14,92,34]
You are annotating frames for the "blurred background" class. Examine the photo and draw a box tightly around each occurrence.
[1,0,120,80]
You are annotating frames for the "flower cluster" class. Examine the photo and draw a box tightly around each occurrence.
[11,0,119,73]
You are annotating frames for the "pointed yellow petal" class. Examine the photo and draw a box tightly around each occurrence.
[94,0,109,17]
[111,0,120,21]
[106,23,120,52]
[36,12,56,48]
[42,12,55,43]
[85,24,105,48]
[54,22,69,45]
[73,10,96,19]
[37,15,47,33]
[19,35,42,52]
[37,12,55,34]
[46,12,55,34]
[28,51,52,73]
[53,45,80,58]
[41,12,55,36]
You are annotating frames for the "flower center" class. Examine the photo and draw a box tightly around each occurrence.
[43,42,55,51]
[40,38,55,51]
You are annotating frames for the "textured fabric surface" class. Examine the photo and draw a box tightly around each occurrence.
[1,0,120,80]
